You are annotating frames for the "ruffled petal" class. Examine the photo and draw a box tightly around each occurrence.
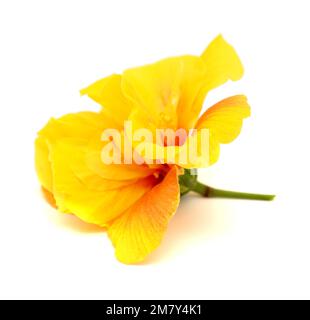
[201,34,244,85]
[81,74,132,126]
[35,112,109,193]
[35,112,159,225]
[178,35,244,129]
[81,36,244,134]
[35,137,53,192]
[122,55,208,130]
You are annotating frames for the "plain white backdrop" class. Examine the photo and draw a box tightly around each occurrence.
[0,0,310,299]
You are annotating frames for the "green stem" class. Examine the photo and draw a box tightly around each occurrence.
[192,181,275,201]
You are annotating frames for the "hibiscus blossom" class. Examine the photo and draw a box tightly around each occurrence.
[35,35,274,264]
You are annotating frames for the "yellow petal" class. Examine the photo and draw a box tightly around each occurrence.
[35,112,158,225]
[178,35,244,129]
[35,137,53,192]
[50,138,157,225]
[122,55,208,130]
[127,124,214,168]
[108,166,180,264]
[201,34,244,85]
[84,135,159,181]
[196,95,250,143]
[81,36,243,133]
[196,95,250,165]
[35,112,109,193]
[80,74,132,126]
[38,112,112,142]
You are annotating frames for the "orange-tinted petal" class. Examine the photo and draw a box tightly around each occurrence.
[107,166,180,264]
[41,187,57,208]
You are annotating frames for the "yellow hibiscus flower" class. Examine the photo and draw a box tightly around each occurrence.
[35,35,274,264]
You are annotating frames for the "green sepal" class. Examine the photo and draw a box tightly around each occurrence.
[178,169,198,196]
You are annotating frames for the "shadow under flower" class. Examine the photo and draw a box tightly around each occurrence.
[144,193,234,264]
[47,208,105,234]
[42,189,234,264]
[39,187,104,233]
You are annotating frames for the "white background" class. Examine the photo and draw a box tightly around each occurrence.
[0,0,310,299]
